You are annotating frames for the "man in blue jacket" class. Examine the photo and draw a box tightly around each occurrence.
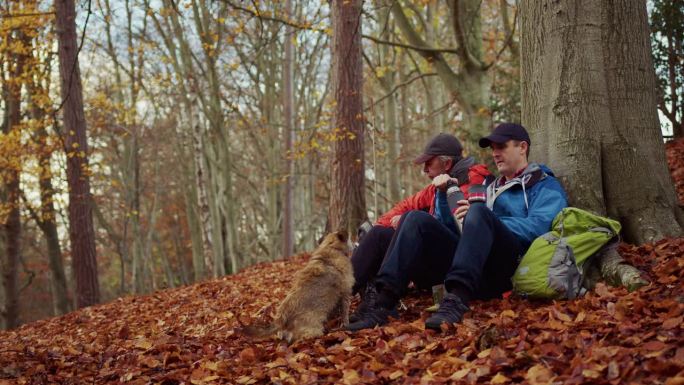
[348,123,568,331]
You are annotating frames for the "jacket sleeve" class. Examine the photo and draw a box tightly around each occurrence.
[434,190,459,234]
[376,184,434,227]
[499,179,568,245]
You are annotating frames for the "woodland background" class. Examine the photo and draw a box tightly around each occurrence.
[0,0,682,330]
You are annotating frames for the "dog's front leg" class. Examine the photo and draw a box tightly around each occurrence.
[340,294,351,327]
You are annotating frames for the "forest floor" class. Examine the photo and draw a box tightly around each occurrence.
[1,139,683,385]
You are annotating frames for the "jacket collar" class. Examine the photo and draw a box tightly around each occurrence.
[449,156,475,186]
[486,163,549,209]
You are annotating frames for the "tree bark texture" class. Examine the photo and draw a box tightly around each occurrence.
[188,94,215,277]
[329,0,367,235]
[2,34,24,328]
[55,0,101,307]
[520,0,683,244]
[282,0,295,259]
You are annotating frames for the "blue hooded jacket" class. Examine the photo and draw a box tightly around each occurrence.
[486,163,568,247]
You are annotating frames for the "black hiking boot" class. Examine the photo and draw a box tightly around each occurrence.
[347,286,399,331]
[425,292,470,331]
[349,284,379,323]
[346,304,399,331]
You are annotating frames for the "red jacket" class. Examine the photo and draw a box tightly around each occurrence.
[376,164,491,227]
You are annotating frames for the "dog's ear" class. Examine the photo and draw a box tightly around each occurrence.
[335,230,348,243]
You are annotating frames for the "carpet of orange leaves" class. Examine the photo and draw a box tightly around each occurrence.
[0,241,681,384]
[0,141,682,384]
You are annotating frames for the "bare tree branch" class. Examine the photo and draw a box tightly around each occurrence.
[365,72,438,111]
[362,33,460,54]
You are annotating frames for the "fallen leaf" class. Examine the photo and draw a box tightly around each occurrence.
[342,369,360,385]
[582,369,601,379]
[134,338,152,350]
[239,347,257,363]
[663,316,682,330]
[642,340,667,351]
[526,364,553,385]
[389,370,404,380]
[450,368,470,380]
[491,372,510,384]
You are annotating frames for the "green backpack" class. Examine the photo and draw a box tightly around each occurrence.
[512,207,622,299]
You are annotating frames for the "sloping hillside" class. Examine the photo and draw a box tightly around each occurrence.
[1,238,682,384]
[1,140,683,384]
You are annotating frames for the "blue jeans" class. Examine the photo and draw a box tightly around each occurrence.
[376,204,525,300]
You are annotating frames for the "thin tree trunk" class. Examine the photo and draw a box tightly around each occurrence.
[2,36,23,328]
[377,2,401,206]
[425,0,445,134]
[282,0,295,258]
[181,158,205,281]
[189,95,215,276]
[23,25,71,316]
[520,0,683,244]
[55,0,100,308]
[35,126,71,315]
[0,227,5,329]
[329,0,367,235]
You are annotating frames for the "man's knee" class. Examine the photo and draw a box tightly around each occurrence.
[399,210,433,229]
[464,204,494,224]
[358,225,392,245]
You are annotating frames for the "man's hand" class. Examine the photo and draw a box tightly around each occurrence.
[454,200,469,221]
[390,215,401,228]
[432,174,459,192]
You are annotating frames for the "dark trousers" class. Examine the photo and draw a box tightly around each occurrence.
[350,225,395,293]
[376,204,525,300]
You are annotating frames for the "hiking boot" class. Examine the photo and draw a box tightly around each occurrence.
[346,304,399,331]
[349,284,379,323]
[425,292,470,331]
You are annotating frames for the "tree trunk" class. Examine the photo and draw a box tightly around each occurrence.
[0,228,5,330]
[35,126,71,315]
[2,36,23,328]
[55,0,100,308]
[377,3,401,207]
[329,0,367,235]
[425,0,446,134]
[184,176,205,281]
[25,41,71,315]
[188,95,215,276]
[520,0,683,244]
[390,0,490,138]
[282,0,295,258]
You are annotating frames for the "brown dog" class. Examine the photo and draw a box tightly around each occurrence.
[243,230,354,343]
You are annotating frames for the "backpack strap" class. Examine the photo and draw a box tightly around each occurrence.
[588,226,615,235]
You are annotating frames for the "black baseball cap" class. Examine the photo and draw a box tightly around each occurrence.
[478,123,531,148]
[413,133,464,164]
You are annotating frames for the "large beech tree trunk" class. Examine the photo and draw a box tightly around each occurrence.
[329,0,367,235]
[520,0,683,244]
[55,0,100,307]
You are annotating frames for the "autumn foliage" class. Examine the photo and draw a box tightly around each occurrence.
[0,233,682,384]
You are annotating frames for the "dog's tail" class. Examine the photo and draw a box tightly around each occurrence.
[240,323,278,338]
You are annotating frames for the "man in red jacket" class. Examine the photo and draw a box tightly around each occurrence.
[350,133,490,321]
